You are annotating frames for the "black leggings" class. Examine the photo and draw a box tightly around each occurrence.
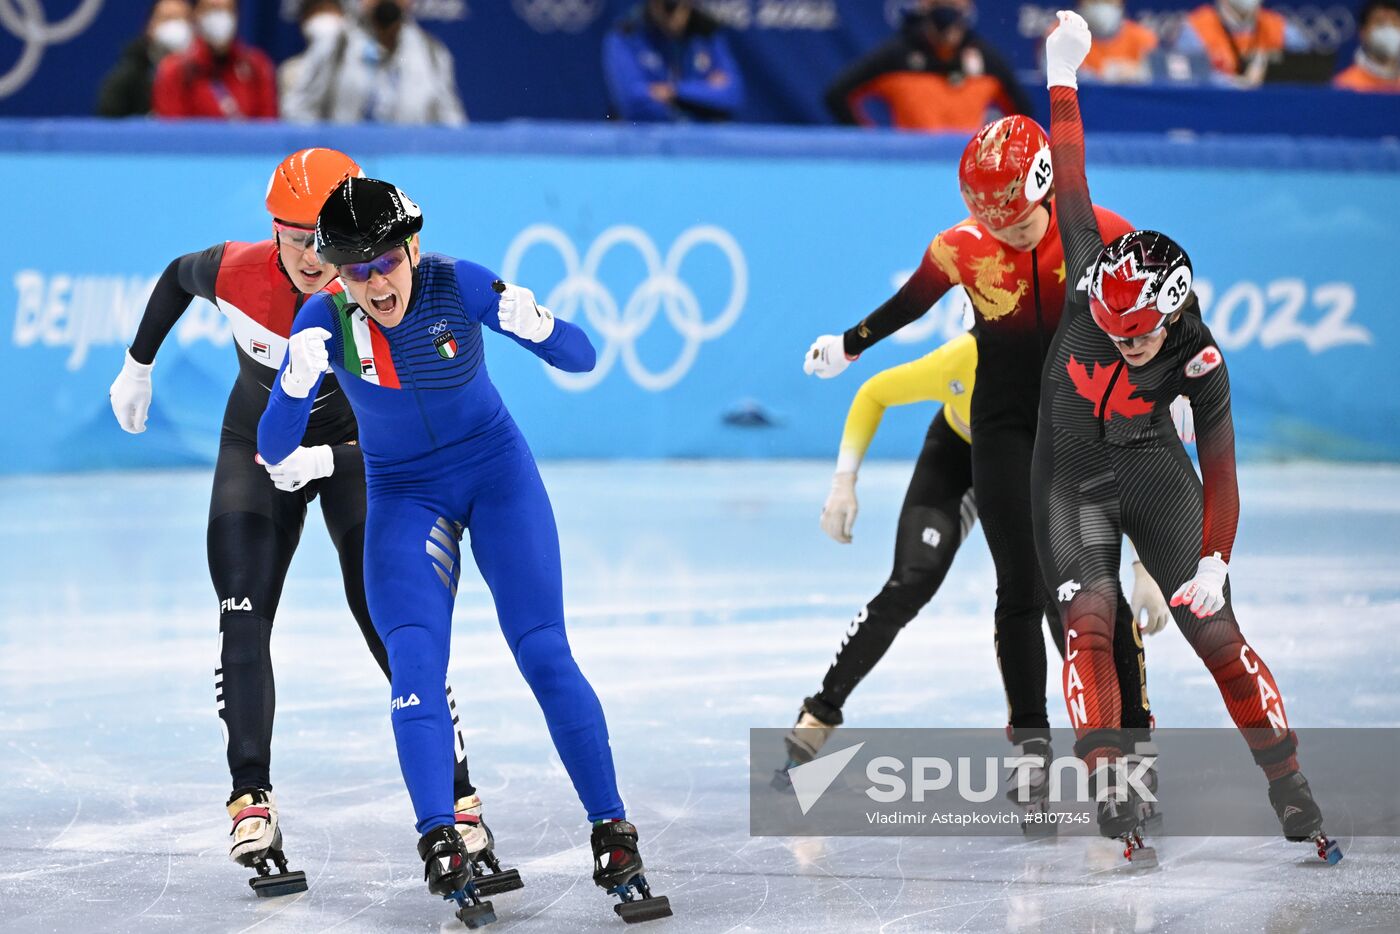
[813,412,1149,736]
[209,433,474,798]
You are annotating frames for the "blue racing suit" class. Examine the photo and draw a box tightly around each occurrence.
[258,252,623,834]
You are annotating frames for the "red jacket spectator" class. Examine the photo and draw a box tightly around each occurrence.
[152,36,277,119]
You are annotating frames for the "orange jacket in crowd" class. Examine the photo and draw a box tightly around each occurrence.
[1082,20,1159,79]
[1334,60,1400,92]
[152,37,278,120]
[1181,3,1289,76]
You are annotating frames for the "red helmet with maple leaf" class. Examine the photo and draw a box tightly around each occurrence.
[1089,231,1195,340]
[958,115,1054,230]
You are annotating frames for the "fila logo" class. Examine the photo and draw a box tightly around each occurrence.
[361,358,376,376]
[1057,580,1082,603]
[921,527,941,548]
[221,597,252,613]
[390,693,421,711]
[250,340,271,359]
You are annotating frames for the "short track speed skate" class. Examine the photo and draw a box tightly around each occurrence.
[227,788,308,897]
[455,795,524,896]
[1269,772,1343,865]
[592,819,672,923]
[1093,767,1157,869]
[772,696,842,789]
[421,825,496,929]
[1005,738,1056,837]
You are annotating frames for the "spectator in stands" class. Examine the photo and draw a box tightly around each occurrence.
[602,0,745,122]
[1174,0,1308,85]
[824,0,1029,133]
[281,0,465,124]
[97,0,195,116]
[279,0,346,106]
[1077,0,1158,82]
[152,0,278,118]
[1335,0,1400,92]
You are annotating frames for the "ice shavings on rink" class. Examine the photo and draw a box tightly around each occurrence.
[1,461,1397,933]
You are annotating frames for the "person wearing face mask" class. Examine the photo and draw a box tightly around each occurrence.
[1073,0,1158,83]
[282,0,465,125]
[825,0,1030,132]
[1032,11,1341,865]
[1174,0,1309,84]
[96,0,194,116]
[279,0,346,108]
[151,0,278,118]
[1335,0,1400,92]
[602,0,746,122]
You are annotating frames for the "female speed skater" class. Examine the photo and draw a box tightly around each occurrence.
[801,110,1154,778]
[107,149,498,897]
[784,330,1176,824]
[1034,11,1339,864]
[257,177,671,926]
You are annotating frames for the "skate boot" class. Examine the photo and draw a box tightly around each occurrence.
[1124,737,1163,832]
[592,819,672,923]
[1268,772,1342,864]
[226,788,308,897]
[1091,762,1156,868]
[1005,738,1056,837]
[455,795,523,896]
[419,825,496,929]
[773,696,843,788]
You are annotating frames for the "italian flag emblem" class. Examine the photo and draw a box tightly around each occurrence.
[332,292,399,388]
[434,331,458,359]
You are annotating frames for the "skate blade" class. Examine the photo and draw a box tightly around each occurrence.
[249,870,308,897]
[1318,837,1344,865]
[615,895,673,923]
[1124,846,1158,869]
[455,899,496,929]
[473,869,524,896]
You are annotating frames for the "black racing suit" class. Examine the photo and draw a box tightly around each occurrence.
[1032,86,1298,777]
[841,230,1149,744]
[810,409,1148,736]
[130,240,475,798]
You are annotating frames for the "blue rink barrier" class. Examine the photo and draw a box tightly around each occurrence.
[2,120,1397,474]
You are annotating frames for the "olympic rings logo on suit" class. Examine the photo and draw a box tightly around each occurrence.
[500,223,748,393]
[512,0,605,34]
[429,319,450,335]
[0,0,103,99]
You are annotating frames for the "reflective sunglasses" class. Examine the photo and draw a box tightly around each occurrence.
[273,221,317,251]
[1109,323,1166,347]
[338,246,408,283]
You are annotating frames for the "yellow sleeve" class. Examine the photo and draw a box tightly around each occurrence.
[835,333,977,473]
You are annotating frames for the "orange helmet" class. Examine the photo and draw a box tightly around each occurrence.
[265,148,362,226]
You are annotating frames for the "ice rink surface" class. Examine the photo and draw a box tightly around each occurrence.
[2,461,1398,934]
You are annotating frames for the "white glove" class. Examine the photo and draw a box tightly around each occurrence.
[1170,395,1195,444]
[256,445,334,493]
[1170,554,1228,619]
[803,334,853,379]
[1046,10,1093,89]
[109,350,154,434]
[820,472,858,543]
[281,327,332,399]
[1130,561,1172,635]
[496,283,555,343]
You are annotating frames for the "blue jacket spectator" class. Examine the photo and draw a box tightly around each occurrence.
[603,0,745,122]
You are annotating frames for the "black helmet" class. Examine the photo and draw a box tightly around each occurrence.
[315,176,423,265]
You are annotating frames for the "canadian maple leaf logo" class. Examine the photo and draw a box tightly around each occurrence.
[1067,355,1154,421]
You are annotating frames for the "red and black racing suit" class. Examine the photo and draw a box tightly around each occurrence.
[1033,85,1298,778]
[842,210,1151,745]
[131,241,475,797]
